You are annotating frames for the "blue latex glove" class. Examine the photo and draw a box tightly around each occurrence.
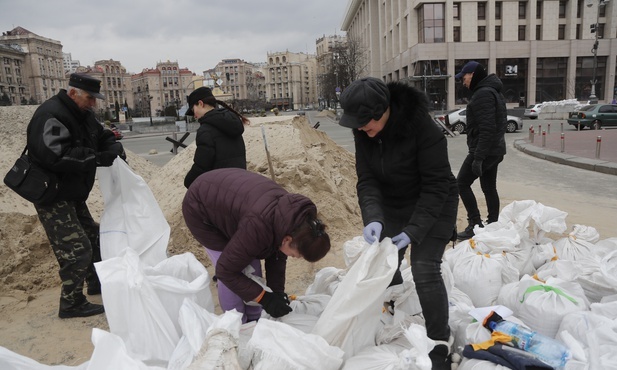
[363,222,382,244]
[392,232,411,250]
[472,159,483,177]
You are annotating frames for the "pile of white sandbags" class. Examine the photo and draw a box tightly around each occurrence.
[445,200,617,369]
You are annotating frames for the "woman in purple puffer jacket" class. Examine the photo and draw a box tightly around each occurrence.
[182,168,331,323]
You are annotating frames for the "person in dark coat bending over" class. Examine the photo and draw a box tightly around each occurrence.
[455,61,507,240]
[184,86,248,188]
[182,168,331,323]
[339,77,458,369]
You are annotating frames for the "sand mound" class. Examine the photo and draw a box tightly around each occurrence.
[0,106,361,297]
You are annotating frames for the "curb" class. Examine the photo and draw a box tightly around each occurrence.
[513,140,617,176]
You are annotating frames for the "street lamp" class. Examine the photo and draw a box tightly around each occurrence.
[587,0,607,104]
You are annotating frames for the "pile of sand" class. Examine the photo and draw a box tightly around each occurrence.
[0,106,362,297]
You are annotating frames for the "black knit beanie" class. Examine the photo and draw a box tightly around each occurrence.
[469,63,487,91]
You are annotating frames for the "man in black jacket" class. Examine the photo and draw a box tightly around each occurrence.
[455,61,507,240]
[27,73,125,318]
[339,77,458,370]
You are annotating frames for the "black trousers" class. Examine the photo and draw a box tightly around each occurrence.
[457,154,504,223]
[35,200,101,308]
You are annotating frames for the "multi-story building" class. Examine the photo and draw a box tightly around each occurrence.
[0,26,65,104]
[211,59,267,104]
[63,53,80,74]
[316,34,347,108]
[131,61,194,118]
[0,43,29,105]
[341,0,617,109]
[266,51,318,110]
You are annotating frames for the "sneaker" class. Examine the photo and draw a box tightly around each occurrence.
[429,344,452,370]
[59,301,105,319]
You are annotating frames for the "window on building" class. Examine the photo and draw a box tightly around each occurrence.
[495,1,502,19]
[558,24,566,39]
[536,25,542,39]
[478,2,487,19]
[537,1,542,19]
[576,24,581,39]
[453,2,460,19]
[519,25,526,40]
[453,26,461,42]
[599,4,606,17]
[495,25,502,41]
[418,3,445,43]
[559,1,567,18]
[478,26,486,41]
[598,23,605,38]
[519,1,527,19]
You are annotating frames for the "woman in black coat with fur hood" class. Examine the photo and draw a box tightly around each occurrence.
[339,77,458,370]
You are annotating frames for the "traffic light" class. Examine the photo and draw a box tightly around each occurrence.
[590,23,596,33]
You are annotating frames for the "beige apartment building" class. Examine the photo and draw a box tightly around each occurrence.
[0,43,28,105]
[213,59,267,103]
[131,61,194,119]
[0,27,65,105]
[342,0,617,108]
[266,51,318,110]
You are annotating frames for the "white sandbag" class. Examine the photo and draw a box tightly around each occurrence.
[530,241,559,270]
[304,266,345,296]
[451,253,519,307]
[535,259,580,282]
[514,276,589,338]
[590,298,617,320]
[186,310,243,370]
[553,225,600,263]
[289,294,331,316]
[248,319,344,370]
[144,252,214,333]
[0,346,87,370]
[576,249,617,303]
[472,222,521,253]
[529,202,568,242]
[443,239,491,272]
[98,158,169,267]
[277,313,319,334]
[343,324,433,370]
[558,310,614,348]
[95,249,212,363]
[497,200,537,234]
[585,320,617,369]
[167,299,221,370]
[594,237,617,258]
[312,239,398,359]
[343,235,368,267]
[87,329,166,370]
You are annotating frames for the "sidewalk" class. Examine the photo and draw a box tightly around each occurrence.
[513,122,617,176]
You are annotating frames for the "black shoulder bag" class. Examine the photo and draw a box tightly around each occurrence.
[3,147,59,204]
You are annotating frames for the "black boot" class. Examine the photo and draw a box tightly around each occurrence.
[59,298,104,319]
[457,217,483,240]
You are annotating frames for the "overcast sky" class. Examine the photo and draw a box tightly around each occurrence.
[1,0,349,74]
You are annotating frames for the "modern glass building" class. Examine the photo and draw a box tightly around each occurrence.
[341,0,617,109]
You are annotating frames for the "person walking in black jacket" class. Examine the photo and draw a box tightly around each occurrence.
[339,77,458,370]
[455,61,507,240]
[27,73,125,318]
[184,87,248,188]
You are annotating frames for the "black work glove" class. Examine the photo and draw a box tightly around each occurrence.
[96,151,118,167]
[472,159,483,177]
[259,291,292,318]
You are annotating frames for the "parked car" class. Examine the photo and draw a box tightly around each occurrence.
[566,104,617,130]
[435,108,523,133]
[435,108,467,133]
[524,104,543,119]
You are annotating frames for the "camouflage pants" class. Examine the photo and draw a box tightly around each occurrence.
[35,200,101,308]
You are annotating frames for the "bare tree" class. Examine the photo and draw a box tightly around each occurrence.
[318,36,369,108]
